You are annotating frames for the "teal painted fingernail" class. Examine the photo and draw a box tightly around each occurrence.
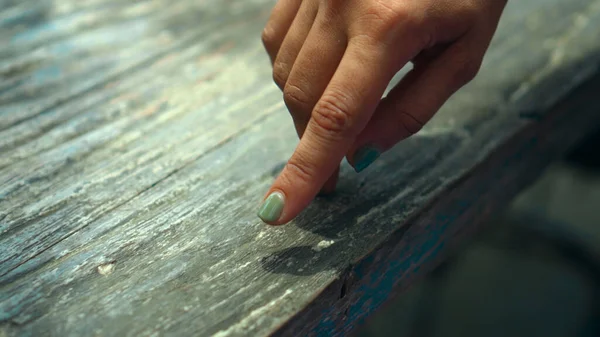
[354,146,380,173]
[257,191,285,223]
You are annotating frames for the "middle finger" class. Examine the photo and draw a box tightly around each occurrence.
[282,14,347,192]
[271,0,318,90]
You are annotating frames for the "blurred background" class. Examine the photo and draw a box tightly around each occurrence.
[354,130,600,337]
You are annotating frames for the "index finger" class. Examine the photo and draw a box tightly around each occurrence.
[258,38,398,225]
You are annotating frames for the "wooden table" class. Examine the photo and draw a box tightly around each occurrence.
[1,0,600,336]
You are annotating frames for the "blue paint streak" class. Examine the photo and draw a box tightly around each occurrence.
[32,65,62,82]
[311,196,478,335]
[11,12,84,44]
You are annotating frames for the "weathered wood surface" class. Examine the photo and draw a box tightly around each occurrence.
[1,0,600,336]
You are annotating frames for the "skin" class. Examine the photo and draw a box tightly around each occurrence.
[260,0,508,225]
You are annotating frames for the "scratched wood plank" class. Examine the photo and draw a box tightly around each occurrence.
[1,0,600,336]
[0,0,276,275]
[0,0,271,130]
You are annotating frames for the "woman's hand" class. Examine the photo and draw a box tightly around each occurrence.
[257,0,507,225]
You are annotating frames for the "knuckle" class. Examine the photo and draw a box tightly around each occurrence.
[396,110,425,136]
[321,0,344,16]
[455,57,482,84]
[283,83,311,112]
[312,90,354,136]
[368,2,406,24]
[272,61,289,89]
[261,27,276,48]
[356,1,414,39]
[284,156,315,186]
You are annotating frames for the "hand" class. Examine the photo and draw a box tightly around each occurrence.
[257,0,507,225]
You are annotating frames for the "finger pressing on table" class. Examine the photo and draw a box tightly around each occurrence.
[257,38,395,225]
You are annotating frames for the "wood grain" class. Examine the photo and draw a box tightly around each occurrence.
[1,0,600,336]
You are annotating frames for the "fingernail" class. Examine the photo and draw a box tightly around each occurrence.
[354,145,380,173]
[257,191,285,223]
